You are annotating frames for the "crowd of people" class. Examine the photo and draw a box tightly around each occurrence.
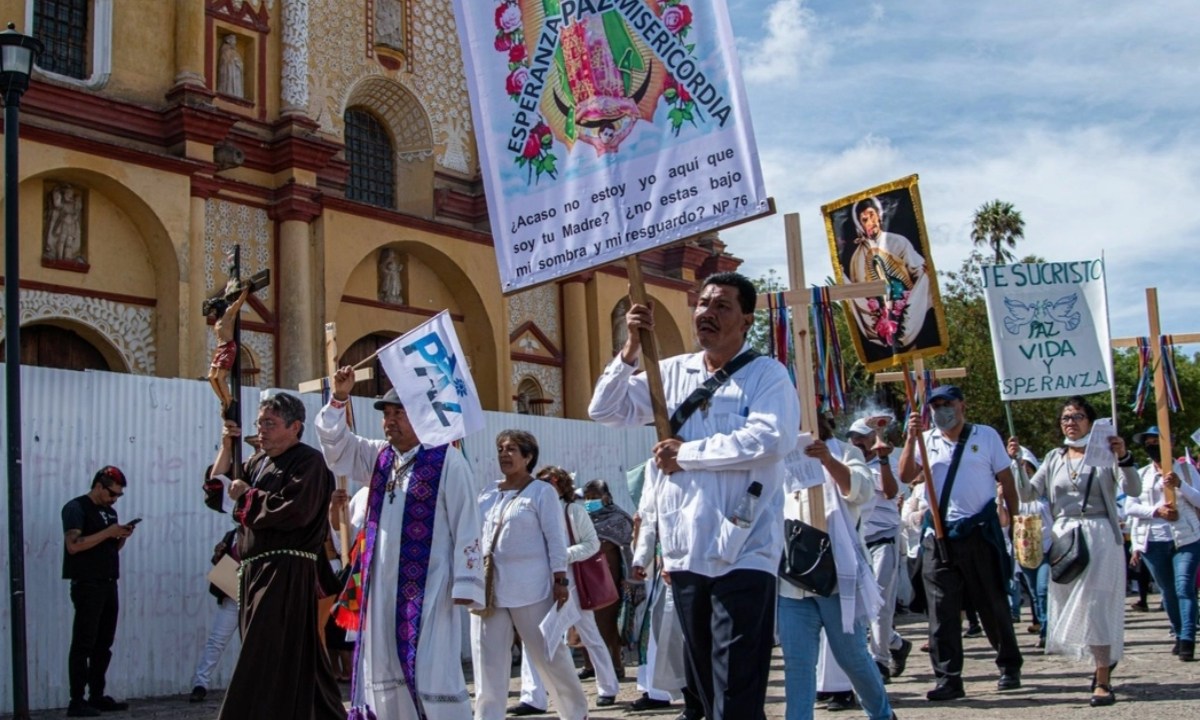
[59,271,1200,719]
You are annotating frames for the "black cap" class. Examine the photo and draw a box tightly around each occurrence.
[372,388,404,410]
[748,481,763,497]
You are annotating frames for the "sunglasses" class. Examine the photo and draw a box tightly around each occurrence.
[1059,413,1087,424]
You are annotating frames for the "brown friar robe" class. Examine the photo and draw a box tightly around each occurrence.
[218,442,346,720]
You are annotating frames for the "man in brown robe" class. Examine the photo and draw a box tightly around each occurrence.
[207,392,346,720]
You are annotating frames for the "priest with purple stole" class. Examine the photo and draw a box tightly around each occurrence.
[317,366,485,720]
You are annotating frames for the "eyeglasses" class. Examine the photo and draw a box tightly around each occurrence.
[1059,413,1087,424]
[105,486,124,499]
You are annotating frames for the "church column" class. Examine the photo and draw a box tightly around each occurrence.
[561,276,592,419]
[184,190,212,379]
[280,0,311,115]
[271,183,322,388]
[173,0,206,88]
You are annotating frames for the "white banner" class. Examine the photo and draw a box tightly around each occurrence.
[452,0,768,292]
[981,259,1113,401]
[377,311,485,446]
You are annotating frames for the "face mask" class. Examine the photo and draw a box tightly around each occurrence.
[1063,433,1090,448]
[932,406,958,431]
[583,499,603,513]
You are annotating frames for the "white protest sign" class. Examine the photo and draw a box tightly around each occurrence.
[784,433,825,492]
[451,0,768,292]
[376,311,485,447]
[1082,418,1116,468]
[981,259,1113,401]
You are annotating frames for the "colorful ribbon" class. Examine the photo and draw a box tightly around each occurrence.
[810,287,848,414]
[1161,335,1185,412]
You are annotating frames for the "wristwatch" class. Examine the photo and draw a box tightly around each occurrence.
[554,577,570,587]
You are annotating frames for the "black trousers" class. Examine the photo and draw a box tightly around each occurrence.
[69,579,119,701]
[922,532,1022,678]
[670,569,775,720]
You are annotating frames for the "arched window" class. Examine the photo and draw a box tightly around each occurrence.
[341,332,398,398]
[344,107,396,209]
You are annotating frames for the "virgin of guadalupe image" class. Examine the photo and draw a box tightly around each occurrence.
[844,196,934,353]
[522,4,667,155]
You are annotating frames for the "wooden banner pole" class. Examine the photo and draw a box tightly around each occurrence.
[625,256,674,442]
[901,360,947,542]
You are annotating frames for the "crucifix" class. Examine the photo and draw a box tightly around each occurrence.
[756,213,886,530]
[297,322,374,565]
[202,244,269,478]
[1111,287,1200,507]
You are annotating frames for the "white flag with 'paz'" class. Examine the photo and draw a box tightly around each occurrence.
[376,311,484,447]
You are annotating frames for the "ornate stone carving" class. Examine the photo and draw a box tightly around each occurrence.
[281,0,310,111]
[0,289,155,375]
[217,34,245,98]
[306,0,474,173]
[377,248,404,304]
[43,182,86,264]
[203,199,272,304]
[375,0,405,52]
[508,283,560,345]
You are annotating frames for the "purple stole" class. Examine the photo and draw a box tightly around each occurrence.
[347,443,447,720]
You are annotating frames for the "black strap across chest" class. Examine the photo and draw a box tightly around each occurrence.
[937,423,973,526]
[668,350,760,436]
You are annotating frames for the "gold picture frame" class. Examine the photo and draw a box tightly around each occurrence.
[821,174,949,371]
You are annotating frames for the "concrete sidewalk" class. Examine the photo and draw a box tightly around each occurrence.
[7,598,1196,719]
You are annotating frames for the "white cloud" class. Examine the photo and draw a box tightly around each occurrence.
[741,0,830,85]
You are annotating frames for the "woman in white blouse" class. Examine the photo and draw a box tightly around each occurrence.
[471,430,589,720]
[513,467,619,714]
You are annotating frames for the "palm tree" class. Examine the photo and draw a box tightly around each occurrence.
[971,200,1025,265]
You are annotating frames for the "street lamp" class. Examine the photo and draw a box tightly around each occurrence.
[1,21,41,720]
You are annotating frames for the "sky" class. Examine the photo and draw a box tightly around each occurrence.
[719,0,1200,342]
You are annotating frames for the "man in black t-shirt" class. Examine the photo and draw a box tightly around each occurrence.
[61,466,136,717]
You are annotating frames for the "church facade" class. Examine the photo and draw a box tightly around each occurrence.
[0,0,740,419]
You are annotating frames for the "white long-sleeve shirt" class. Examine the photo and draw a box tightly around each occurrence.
[564,500,601,564]
[478,478,570,608]
[1125,462,1200,552]
[590,344,801,577]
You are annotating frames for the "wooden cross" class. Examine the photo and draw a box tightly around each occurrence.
[1111,287,1200,506]
[297,323,374,565]
[874,359,966,403]
[756,213,886,530]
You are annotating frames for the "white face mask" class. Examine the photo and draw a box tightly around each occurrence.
[932,406,958,431]
[1063,433,1090,448]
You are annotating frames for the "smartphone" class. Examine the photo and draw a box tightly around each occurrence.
[126,518,143,527]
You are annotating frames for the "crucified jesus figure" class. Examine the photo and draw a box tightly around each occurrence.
[203,285,251,412]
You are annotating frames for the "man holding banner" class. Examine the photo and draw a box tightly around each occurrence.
[590,272,800,720]
[315,310,486,720]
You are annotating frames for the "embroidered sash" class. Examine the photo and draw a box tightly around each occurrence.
[346,444,447,720]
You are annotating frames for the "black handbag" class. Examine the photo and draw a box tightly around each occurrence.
[779,518,837,596]
[1048,467,1095,584]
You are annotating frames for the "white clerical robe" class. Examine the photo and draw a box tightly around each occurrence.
[317,403,484,720]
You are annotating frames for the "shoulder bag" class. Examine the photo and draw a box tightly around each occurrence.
[471,484,529,617]
[668,350,760,435]
[779,516,837,596]
[1047,465,1095,585]
[566,506,619,611]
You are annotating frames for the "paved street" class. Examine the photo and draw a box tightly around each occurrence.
[7,598,1197,719]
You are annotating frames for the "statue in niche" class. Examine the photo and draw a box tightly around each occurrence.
[375,0,405,52]
[217,34,245,98]
[377,248,404,304]
[43,183,85,263]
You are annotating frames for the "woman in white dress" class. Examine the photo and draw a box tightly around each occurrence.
[471,430,589,720]
[1009,396,1139,707]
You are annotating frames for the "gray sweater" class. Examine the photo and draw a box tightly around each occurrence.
[1017,447,1140,544]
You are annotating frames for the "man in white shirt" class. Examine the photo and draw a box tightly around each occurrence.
[899,385,1021,701]
[846,418,912,681]
[590,272,800,720]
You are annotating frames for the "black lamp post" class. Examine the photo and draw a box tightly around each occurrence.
[1,21,41,720]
